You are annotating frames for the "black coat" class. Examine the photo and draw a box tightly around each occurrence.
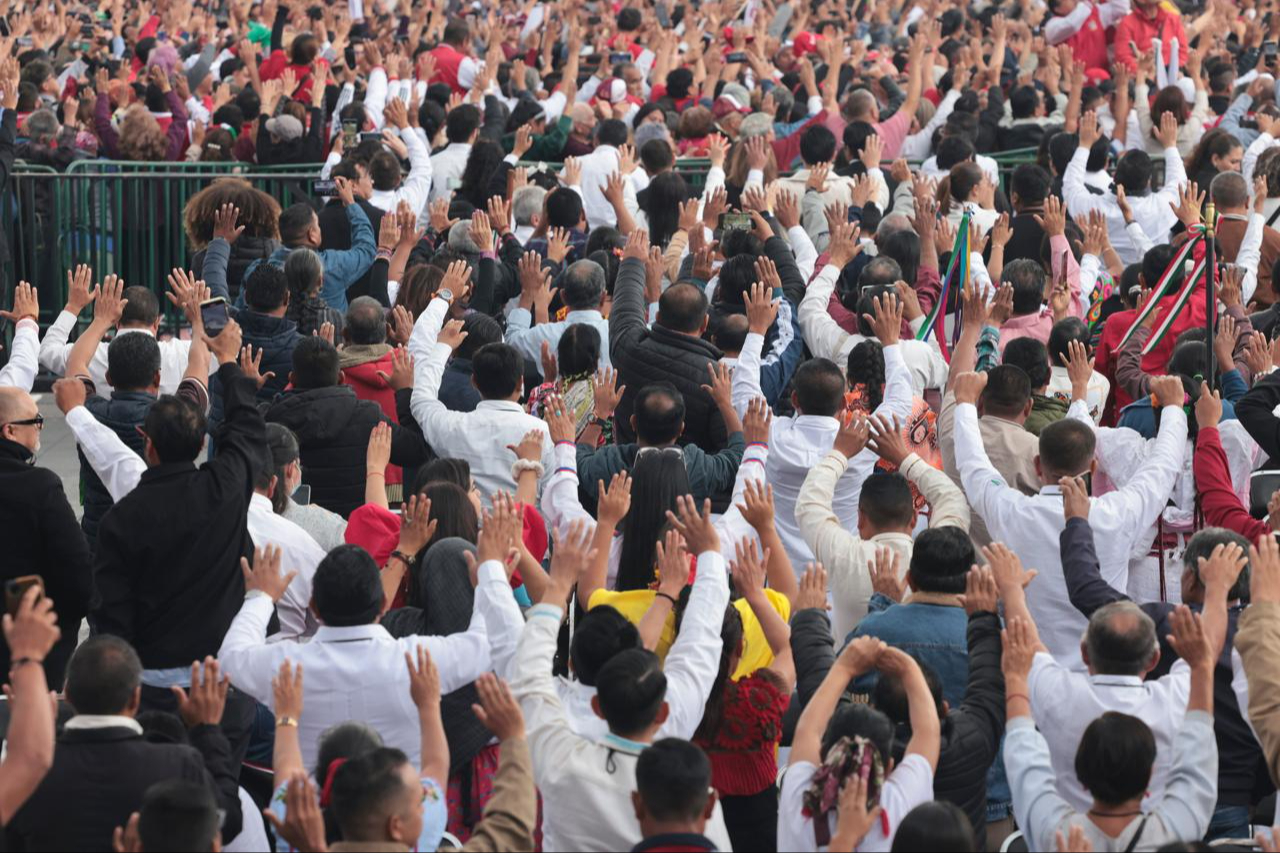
[79,391,154,547]
[264,385,432,517]
[91,364,267,669]
[0,439,93,683]
[609,257,728,451]
[790,608,1005,851]
[318,198,387,304]
[209,310,302,429]
[6,723,240,851]
[192,235,281,306]
[1002,211,1047,267]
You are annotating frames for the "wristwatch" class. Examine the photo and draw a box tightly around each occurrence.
[437,288,454,304]
[589,415,611,429]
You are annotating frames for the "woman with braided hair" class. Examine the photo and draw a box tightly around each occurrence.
[779,637,940,851]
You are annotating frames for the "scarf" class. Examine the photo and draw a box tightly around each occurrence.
[802,735,886,826]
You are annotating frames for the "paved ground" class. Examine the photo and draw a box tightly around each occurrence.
[32,392,83,519]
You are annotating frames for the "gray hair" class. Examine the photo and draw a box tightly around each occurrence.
[562,260,606,310]
[448,220,481,254]
[1084,601,1158,676]
[1209,170,1248,210]
[513,186,547,227]
[876,213,915,243]
[23,108,59,145]
[345,296,387,345]
[284,248,324,298]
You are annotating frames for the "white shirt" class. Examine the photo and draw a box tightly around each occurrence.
[732,331,913,572]
[510,601,734,853]
[246,494,325,641]
[1045,366,1111,426]
[921,153,1000,185]
[798,263,950,397]
[953,402,1187,667]
[900,90,960,162]
[408,297,554,502]
[1044,0,1131,45]
[0,318,39,392]
[38,315,196,396]
[369,124,434,221]
[1028,651,1191,813]
[506,308,611,378]
[1062,143,1186,265]
[796,450,970,642]
[217,592,494,772]
[429,141,472,205]
[778,754,935,851]
[576,144,622,230]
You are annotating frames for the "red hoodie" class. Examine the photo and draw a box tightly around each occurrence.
[1194,426,1268,542]
[340,352,404,493]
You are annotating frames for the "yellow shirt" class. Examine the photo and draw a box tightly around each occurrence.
[587,587,791,681]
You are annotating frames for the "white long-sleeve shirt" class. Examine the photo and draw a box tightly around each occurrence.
[953,401,1187,668]
[577,144,623,230]
[559,550,730,742]
[732,330,912,572]
[217,589,493,773]
[0,318,39,391]
[899,90,961,162]
[1044,0,1131,45]
[797,450,970,642]
[505,308,611,377]
[38,313,197,396]
[1063,143,1186,265]
[369,124,433,221]
[1006,709,1215,852]
[797,262,950,396]
[408,296,554,501]
[510,602,733,853]
[429,141,473,204]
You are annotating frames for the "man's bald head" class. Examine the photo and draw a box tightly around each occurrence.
[1083,601,1159,677]
[0,388,40,454]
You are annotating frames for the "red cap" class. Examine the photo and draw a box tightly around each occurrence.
[792,31,821,57]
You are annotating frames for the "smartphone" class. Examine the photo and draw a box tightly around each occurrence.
[292,484,312,505]
[395,15,410,41]
[312,178,337,197]
[1267,41,1278,58]
[1252,470,1280,517]
[199,297,231,337]
[341,118,359,150]
[725,51,749,63]
[15,36,32,47]
[5,576,42,618]
[656,2,670,28]
[359,130,383,143]
[0,16,9,38]
[609,51,631,65]
[719,212,752,232]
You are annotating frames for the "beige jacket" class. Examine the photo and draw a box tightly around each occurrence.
[1235,602,1280,787]
[938,389,1041,548]
[796,450,970,642]
[455,738,537,853]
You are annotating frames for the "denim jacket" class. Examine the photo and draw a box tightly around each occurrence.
[849,593,971,706]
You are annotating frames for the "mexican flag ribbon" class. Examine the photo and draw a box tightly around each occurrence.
[1117,231,1202,349]
[916,211,970,364]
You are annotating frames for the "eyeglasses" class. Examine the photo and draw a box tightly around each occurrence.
[2,415,44,431]
[636,446,683,459]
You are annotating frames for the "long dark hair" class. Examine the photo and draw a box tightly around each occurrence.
[458,139,506,208]
[616,453,691,592]
[692,604,744,742]
[641,172,690,249]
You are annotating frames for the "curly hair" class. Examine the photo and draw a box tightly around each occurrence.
[182,179,282,250]
[117,105,169,162]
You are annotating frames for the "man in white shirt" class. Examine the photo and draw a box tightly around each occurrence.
[429,104,481,204]
[990,532,1234,815]
[798,249,950,397]
[218,544,495,773]
[40,282,195,396]
[952,371,1188,667]
[367,98,433,221]
[408,294,554,501]
[576,119,628,229]
[1064,110,1185,264]
[509,522,733,853]
[734,276,913,572]
[0,281,39,392]
[507,259,611,378]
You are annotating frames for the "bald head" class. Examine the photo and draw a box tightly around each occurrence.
[876,213,914,244]
[1084,601,1158,676]
[0,388,40,453]
[657,283,709,335]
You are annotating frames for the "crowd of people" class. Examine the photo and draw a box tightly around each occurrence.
[10,0,1280,850]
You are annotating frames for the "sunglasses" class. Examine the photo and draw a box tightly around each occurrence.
[3,415,44,431]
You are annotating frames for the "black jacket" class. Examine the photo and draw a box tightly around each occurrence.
[440,356,481,413]
[789,608,1005,850]
[1235,367,1280,462]
[91,363,267,669]
[192,235,281,306]
[209,310,302,430]
[610,257,728,451]
[79,390,154,547]
[1060,517,1274,808]
[1002,210,1047,267]
[264,385,432,517]
[6,723,240,851]
[256,105,326,166]
[318,198,388,304]
[0,438,93,683]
